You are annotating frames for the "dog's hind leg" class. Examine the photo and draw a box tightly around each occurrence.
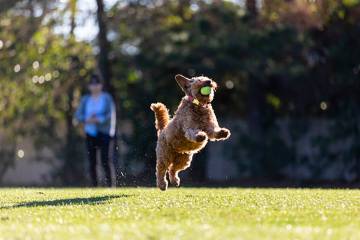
[155,134,172,191]
[169,153,193,187]
[156,160,169,191]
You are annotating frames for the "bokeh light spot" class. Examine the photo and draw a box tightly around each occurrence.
[320,101,328,111]
[39,76,45,84]
[53,71,60,78]
[32,75,39,83]
[225,80,234,89]
[33,61,40,69]
[17,149,25,158]
[38,47,45,54]
[45,73,52,81]
[14,64,21,73]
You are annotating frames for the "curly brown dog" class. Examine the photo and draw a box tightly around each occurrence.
[150,74,231,191]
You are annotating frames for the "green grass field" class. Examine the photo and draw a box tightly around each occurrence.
[0,188,359,240]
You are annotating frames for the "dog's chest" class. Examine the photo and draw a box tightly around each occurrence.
[188,106,213,129]
[170,106,213,153]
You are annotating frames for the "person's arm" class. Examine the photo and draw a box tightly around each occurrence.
[74,96,88,123]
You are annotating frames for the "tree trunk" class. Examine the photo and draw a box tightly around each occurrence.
[96,0,121,186]
[246,0,257,17]
[95,0,114,97]
[61,0,86,185]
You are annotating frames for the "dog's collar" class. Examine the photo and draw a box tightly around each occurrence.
[185,95,209,108]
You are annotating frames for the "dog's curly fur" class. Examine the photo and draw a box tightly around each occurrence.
[150,74,231,191]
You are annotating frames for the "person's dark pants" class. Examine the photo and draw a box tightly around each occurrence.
[86,133,112,187]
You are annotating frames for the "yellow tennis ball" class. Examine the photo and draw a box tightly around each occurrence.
[200,86,212,95]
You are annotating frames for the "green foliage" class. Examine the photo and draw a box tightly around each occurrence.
[0,0,94,183]
[107,0,360,182]
[1,0,360,184]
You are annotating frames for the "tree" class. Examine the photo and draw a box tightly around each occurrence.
[0,0,95,184]
[95,0,114,96]
[56,0,88,185]
[246,0,257,17]
[0,0,51,181]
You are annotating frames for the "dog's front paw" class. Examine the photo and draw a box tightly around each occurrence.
[195,132,208,142]
[216,128,231,140]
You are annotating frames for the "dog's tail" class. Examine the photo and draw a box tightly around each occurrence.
[150,102,170,133]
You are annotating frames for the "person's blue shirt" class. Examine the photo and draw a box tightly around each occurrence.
[75,92,116,137]
[84,93,107,136]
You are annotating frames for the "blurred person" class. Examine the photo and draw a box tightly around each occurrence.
[75,74,116,187]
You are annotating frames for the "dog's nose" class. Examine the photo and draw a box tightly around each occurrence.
[205,80,211,85]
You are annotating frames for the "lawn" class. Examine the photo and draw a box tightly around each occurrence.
[0,188,359,240]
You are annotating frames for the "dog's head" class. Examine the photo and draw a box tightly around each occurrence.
[175,74,218,105]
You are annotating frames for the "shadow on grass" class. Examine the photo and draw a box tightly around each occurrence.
[1,194,131,209]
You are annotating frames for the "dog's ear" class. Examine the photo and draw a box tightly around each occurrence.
[175,74,191,94]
